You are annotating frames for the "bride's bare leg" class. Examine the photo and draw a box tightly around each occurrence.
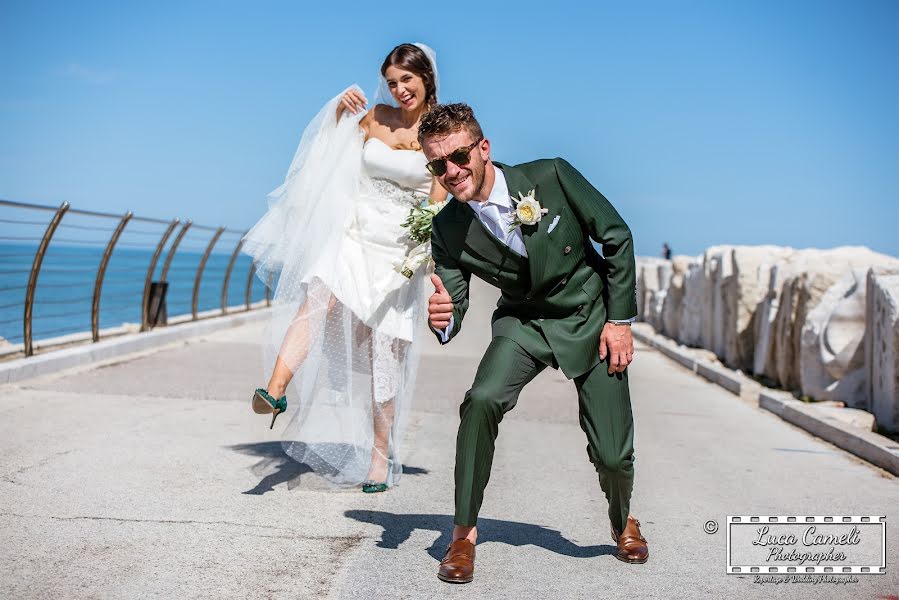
[366,335,407,482]
[264,287,337,399]
[265,356,294,399]
[367,399,395,482]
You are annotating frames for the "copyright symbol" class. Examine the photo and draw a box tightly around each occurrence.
[704,520,718,534]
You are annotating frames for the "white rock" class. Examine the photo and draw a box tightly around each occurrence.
[647,290,666,330]
[865,272,899,432]
[646,261,673,329]
[699,246,733,356]
[643,244,899,429]
[678,245,792,370]
[761,247,899,393]
[720,246,794,371]
[806,404,876,431]
[657,260,673,290]
[677,260,705,347]
[660,256,695,338]
[635,257,668,324]
[799,268,869,404]
[753,250,798,381]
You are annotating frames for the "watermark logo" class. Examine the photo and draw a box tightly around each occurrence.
[726,516,886,575]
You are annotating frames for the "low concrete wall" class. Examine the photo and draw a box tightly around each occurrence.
[635,323,899,476]
[0,308,272,385]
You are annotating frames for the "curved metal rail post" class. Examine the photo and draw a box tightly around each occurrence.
[191,227,225,320]
[220,232,246,315]
[140,219,179,331]
[244,262,256,311]
[91,211,133,342]
[159,221,192,283]
[23,202,70,356]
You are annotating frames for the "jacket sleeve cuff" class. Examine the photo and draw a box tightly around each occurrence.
[607,316,637,324]
[437,316,454,342]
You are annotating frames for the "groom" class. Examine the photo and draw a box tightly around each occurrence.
[419,104,648,583]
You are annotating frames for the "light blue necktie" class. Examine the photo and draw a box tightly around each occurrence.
[480,202,527,257]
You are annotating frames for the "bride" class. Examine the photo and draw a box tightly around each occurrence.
[242,43,447,493]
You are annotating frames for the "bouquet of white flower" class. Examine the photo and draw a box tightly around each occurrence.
[396,200,447,278]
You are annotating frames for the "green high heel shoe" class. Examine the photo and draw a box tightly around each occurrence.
[252,388,287,429]
[362,459,395,493]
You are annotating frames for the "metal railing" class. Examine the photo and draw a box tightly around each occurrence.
[0,198,272,357]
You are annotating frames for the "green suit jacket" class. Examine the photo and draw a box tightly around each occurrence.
[430,158,637,379]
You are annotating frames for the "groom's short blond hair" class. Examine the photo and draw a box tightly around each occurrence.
[418,103,484,145]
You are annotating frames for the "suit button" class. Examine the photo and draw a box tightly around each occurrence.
[561,278,567,285]
[578,305,584,311]
[564,246,572,254]
[526,294,532,300]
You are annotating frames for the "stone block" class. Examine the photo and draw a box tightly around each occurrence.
[755,247,899,394]
[720,246,794,371]
[636,257,668,322]
[799,268,869,404]
[660,255,695,339]
[865,272,899,432]
[677,260,705,347]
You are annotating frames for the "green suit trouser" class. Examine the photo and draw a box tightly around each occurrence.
[454,335,635,533]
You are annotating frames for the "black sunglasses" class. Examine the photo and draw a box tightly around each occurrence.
[425,139,483,176]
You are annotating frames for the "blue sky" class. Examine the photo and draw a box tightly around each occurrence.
[1,0,897,258]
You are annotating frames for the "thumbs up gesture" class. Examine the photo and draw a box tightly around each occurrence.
[428,274,454,330]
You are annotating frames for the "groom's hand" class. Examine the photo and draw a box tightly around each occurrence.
[428,274,454,330]
[599,322,634,374]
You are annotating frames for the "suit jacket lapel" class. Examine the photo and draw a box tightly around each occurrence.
[495,162,547,291]
[448,199,515,265]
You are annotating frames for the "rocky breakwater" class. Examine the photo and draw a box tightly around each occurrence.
[636,246,899,432]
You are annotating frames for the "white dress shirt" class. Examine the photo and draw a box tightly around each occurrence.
[466,168,528,257]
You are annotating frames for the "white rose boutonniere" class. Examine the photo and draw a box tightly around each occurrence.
[506,189,548,233]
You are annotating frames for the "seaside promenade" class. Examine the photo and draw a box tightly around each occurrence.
[1,278,897,599]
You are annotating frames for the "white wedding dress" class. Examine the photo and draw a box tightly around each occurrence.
[325,137,431,344]
[243,89,432,488]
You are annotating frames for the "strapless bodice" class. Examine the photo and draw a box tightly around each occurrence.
[361,138,431,196]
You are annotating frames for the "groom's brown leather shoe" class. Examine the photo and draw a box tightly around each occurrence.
[611,516,649,564]
[437,539,475,583]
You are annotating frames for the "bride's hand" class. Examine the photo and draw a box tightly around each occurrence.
[337,89,368,118]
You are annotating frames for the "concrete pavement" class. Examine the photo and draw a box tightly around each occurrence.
[1,278,896,599]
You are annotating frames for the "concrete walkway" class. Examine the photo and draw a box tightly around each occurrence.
[1,279,896,599]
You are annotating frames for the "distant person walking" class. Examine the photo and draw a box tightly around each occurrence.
[661,242,672,260]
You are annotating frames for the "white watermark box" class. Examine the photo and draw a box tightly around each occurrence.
[726,516,885,575]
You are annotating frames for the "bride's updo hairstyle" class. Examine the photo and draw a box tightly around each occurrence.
[381,44,438,109]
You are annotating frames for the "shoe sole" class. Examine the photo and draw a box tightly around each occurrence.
[252,392,275,414]
[437,573,473,584]
[614,553,648,564]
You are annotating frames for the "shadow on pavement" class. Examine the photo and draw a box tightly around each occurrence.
[229,442,429,495]
[400,465,430,476]
[345,510,616,560]
[229,441,314,494]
